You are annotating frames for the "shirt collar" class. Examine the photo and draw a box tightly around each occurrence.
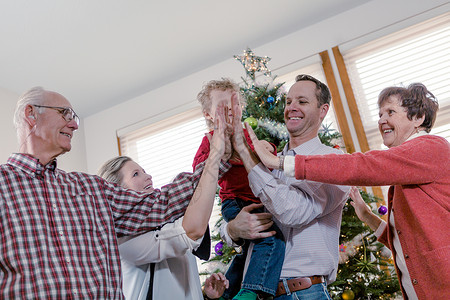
[8,153,58,177]
[405,130,428,142]
[281,136,323,156]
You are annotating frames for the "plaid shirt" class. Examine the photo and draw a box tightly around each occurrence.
[0,153,230,299]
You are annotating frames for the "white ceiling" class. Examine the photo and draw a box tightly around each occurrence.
[0,0,369,117]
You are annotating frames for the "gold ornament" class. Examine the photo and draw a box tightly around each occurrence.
[342,289,355,300]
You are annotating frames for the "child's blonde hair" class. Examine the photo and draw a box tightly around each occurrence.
[197,78,245,129]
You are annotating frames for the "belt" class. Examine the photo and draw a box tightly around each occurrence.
[275,276,324,297]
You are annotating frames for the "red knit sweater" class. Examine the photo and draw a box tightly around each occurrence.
[294,135,450,299]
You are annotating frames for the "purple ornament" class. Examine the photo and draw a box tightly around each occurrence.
[378,205,388,215]
[267,96,275,103]
[214,241,224,256]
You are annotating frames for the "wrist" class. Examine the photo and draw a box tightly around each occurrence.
[278,155,284,170]
[226,222,243,245]
[203,289,221,300]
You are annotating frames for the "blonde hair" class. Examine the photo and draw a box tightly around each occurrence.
[98,156,133,185]
[197,78,244,129]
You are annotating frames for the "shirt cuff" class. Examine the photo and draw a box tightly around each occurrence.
[219,223,244,247]
[374,220,387,238]
[283,155,295,177]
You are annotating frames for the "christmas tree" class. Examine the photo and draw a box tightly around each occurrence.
[328,190,401,299]
[202,49,401,299]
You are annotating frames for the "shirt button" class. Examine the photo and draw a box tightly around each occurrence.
[404,254,409,258]
[73,289,78,294]
[52,204,57,210]
[412,279,418,285]
[59,230,64,236]
[397,230,401,234]
[66,257,71,263]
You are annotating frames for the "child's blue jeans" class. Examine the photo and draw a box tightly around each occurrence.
[221,198,285,298]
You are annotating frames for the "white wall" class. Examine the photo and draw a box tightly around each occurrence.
[84,0,449,174]
[0,88,20,163]
[0,86,87,172]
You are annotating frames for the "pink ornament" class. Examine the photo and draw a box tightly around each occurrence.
[339,243,347,252]
[378,205,388,215]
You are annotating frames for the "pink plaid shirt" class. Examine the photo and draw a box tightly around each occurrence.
[0,153,230,299]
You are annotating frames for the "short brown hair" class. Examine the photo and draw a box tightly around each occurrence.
[295,74,331,107]
[378,83,439,133]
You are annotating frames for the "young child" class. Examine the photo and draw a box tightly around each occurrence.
[193,78,285,300]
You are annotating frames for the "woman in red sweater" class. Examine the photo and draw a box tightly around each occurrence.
[242,83,449,299]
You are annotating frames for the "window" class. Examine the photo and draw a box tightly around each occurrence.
[119,108,207,188]
[342,13,450,149]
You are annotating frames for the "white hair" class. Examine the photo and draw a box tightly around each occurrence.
[13,86,46,140]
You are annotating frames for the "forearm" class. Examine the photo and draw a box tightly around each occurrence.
[249,164,350,227]
[294,137,448,186]
[182,156,222,240]
[360,211,383,232]
[118,217,199,264]
[236,144,260,173]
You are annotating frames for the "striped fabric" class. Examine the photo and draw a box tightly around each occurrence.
[248,137,350,282]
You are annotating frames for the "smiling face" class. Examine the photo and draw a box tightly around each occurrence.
[30,91,79,161]
[378,96,424,148]
[119,160,154,192]
[284,80,329,147]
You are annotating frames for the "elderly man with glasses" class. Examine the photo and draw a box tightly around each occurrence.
[0,86,232,299]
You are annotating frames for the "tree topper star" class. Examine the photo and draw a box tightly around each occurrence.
[234,48,272,80]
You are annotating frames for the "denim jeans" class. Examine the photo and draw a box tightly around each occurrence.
[221,198,285,298]
[275,280,331,300]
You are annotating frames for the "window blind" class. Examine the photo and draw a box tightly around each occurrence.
[119,107,207,188]
[342,12,450,149]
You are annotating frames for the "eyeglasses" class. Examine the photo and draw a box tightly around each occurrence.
[32,105,80,126]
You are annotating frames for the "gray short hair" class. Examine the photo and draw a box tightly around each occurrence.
[97,156,133,185]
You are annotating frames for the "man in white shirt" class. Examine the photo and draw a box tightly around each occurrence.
[222,74,350,299]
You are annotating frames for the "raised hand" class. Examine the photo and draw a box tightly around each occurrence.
[244,122,279,170]
[208,102,232,162]
[349,187,383,231]
[230,92,260,171]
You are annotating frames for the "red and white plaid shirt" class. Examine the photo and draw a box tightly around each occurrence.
[0,153,230,299]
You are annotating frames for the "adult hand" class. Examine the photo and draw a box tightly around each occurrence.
[349,187,382,231]
[208,102,231,162]
[230,92,247,154]
[245,122,279,170]
[230,93,259,171]
[203,272,229,299]
[227,203,275,241]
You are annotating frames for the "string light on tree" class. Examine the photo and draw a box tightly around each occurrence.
[234,48,272,81]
